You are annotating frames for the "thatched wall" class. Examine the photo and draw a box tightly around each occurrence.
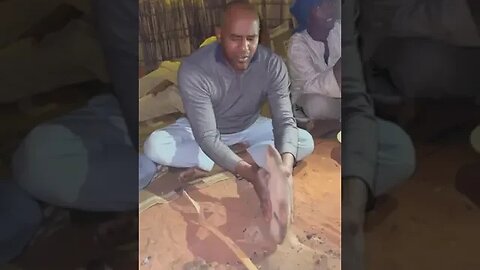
[139,0,293,71]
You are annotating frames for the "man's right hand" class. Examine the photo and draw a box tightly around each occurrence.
[235,161,272,221]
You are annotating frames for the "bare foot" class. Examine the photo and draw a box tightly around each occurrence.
[257,145,293,245]
[178,167,209,183]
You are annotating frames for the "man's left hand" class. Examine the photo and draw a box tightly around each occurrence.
[280,164,293,178]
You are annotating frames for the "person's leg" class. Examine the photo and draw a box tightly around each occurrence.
[139,153,157,190]
[0,180,43,264]
[12,94,137,212]
[342,118,416,270]
[342,176,369,270]
[236,116,315,169]
[372,119,416,196]
[471,124,480,154]
[298,94,341,121]
[142,117,215,172]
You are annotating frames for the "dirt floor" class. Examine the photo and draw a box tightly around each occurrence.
[5,87,480,270]
[365,143,480,270]
[365,100,480,270]
[139,138,342,270]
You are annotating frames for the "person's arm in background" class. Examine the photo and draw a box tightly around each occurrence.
[342,0,379,269]
[288,37,341,99]
[267,55,299,174]
[342,1,378,187]
[91,0,139,150]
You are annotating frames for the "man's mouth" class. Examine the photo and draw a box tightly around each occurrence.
[237,55,249,63]
[324,17,335,30]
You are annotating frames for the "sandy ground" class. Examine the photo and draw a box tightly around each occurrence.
[139,140,341,270]
[365,142,480,270]
[363,100,480,270]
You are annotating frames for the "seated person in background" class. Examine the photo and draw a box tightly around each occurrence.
[363,0,480,105]
[341,0,416,269]
[143,0,314,223]
[2,0,139,264]
[288,0,341,121]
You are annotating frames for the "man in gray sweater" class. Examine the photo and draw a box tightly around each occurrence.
[144,0,314,222]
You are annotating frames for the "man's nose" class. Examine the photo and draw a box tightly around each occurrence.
[240,38,249,51]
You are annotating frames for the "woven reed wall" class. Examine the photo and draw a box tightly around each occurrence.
[139,0,293,71]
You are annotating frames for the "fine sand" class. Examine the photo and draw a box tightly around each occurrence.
[139,140,341,269]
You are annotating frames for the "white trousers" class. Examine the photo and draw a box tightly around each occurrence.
[143,116,315,171]
[298,94,341,121]
[12,95,137,211]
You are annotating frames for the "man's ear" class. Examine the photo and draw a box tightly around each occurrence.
[215,26,222,41]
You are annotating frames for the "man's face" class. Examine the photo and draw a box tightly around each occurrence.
[311,0,338,39]
[216,11,260,71]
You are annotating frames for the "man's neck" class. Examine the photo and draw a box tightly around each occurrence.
[307,28,330,64]
[307,28,328,43]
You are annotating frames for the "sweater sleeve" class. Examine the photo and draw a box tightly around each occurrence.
[267,54,299,158]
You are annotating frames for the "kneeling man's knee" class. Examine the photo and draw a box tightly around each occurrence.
[379,120,416,185]
[297,129,315,160]
[143,130,175,165]
[12,124,88,206]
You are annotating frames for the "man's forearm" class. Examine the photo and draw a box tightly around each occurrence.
[268,55,299,159]
[281,152,295,174]
[342,0,378,183]
[234,160,258,182]
[270,102,299,161]
[197,134,242,172]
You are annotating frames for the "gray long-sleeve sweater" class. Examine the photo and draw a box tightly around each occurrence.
[177,42,298,172]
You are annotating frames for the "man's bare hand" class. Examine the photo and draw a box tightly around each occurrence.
[254,170,273,221]
[234,160,257,181]
[235,150,295,223]
[235,160,272,220]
